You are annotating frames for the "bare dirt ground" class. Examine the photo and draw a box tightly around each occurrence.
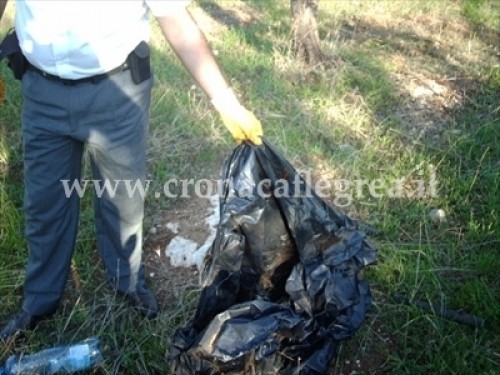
[143,185,219,306]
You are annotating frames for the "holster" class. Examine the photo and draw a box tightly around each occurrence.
[126,41,151,85]
[0,29,28,80]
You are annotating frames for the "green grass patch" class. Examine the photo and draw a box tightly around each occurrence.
[462,0,500,29]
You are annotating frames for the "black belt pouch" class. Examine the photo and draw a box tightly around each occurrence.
[0,30,28,80]
[127,41,151,85]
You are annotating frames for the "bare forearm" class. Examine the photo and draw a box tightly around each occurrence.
[156,9,230,101]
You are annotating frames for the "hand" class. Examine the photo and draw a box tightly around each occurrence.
[219,105,263,145]
[212,89,263,145]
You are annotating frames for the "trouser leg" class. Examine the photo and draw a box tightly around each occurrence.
[21,71,83,316]
[21,64,153,313]
[90,155,145,294]
[86,71,153,293]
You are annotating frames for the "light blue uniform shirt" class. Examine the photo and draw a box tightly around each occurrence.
[15,0,191,79]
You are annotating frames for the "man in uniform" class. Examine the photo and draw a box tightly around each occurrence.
[0,0,263,341]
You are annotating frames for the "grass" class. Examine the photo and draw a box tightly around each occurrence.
[1,0,499,374]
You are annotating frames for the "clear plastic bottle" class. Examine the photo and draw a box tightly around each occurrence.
[0,337,103,375]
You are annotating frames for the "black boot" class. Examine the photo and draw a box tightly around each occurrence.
[0,310,43,342]
[124,285,159,319]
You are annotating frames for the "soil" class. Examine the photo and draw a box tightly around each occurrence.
[143,185,219,306]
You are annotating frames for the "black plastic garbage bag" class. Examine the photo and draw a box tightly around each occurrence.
[170,140,377,374]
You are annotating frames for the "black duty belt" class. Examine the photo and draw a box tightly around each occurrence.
[27,62,129,85]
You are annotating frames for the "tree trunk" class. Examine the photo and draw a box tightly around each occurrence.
[291,0,324,66]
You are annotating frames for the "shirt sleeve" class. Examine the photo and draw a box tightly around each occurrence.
[145,0,192,17]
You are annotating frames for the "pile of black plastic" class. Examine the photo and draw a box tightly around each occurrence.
[170,140,377,374]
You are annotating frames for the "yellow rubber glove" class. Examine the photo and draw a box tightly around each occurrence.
[212,89,263,145]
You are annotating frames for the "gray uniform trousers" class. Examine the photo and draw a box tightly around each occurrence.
[21,67,153,316]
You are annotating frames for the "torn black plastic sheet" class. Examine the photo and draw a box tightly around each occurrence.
[170,140,377,374]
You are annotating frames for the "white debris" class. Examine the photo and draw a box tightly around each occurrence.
[428,208,446,223]
[411,85,434,98]
[426,79,446,95]
[204,195,220,231]
[165,236,200,268]
[165,195,220,272]
[166,222,180,234]
[410,78,447,99]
